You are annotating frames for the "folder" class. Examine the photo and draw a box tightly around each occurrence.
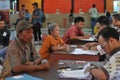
[5,74,43,80]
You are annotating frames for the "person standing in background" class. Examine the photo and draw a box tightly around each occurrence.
[67,9,74,28]
[18,4,26,19]
[32,2,43,42]
[106,12,112,24]
[89,4,98,35]
[25,9,31,21]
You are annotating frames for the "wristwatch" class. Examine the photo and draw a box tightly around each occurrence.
[89,65,97,71]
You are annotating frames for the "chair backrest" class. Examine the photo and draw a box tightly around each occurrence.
[41,34,47,42]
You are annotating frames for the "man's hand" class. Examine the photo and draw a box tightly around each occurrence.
[25,61,34,65]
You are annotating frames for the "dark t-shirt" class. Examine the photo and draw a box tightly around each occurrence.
[0,28,10,47]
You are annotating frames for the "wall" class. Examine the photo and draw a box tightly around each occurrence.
[44,0,71,13]
[106,0,113,12]
[74,0,104,13]
[19,0,115,13]
[44,0,104,13]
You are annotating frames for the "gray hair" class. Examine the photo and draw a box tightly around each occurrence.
[48,23,58,34]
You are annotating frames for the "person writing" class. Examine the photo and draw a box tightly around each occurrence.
[62,16,90,44]
[1,20,50,77]
[86,27,120,80]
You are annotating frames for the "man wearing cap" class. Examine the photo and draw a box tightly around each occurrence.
[32,2,43,42]
[1,20,49,77]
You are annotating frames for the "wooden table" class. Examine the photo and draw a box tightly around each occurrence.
[29,53,99,80]
[70,39,97,45]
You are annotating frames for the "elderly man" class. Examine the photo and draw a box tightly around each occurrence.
[87,27,120,80]
[1,20,50,77]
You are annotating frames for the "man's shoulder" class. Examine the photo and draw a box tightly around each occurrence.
[45,35,53,40]
[6,41,19,55]
[116,50,120,55]
[3,28,10,33]
[68,25,77,30]
[8,41,16,47]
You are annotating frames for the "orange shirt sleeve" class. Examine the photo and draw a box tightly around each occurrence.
[57,37,65,45]
[39,35,51,59]
[40,35,66,59]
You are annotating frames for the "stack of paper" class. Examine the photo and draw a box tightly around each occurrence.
[59,63,92,79]
[71,48,98,55]
[80,37,96,41]
[5,74,42,80]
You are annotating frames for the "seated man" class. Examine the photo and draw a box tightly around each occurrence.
[62,16,90,44]
[84,16,110,61]
[1,20,50,77]
[0,21,10,58]
[40,23,67,60]
[87,27,120,80]
[112,14,120,39]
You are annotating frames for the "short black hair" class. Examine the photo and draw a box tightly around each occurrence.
[92,4,96,8]
[112,14,120,21]
[32,2,38,7]
[97,27,119,41]
[74,16,84,24]
[97,16,110,26]
[106,12,111,17]
[21,4,25,7]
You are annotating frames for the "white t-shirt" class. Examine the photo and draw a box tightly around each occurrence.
[89,8,98,18]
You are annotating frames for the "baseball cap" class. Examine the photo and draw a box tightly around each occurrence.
[16,20,33,33]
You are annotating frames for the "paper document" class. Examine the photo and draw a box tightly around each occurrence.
[80,37,96,41]
[71,48,98,55]
[59,63,91,79]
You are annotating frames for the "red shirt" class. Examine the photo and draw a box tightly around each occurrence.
[62,25,84,44]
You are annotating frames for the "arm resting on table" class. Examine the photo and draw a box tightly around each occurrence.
[13,63,50,74]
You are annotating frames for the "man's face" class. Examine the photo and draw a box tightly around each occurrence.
[22,6,25,10]
[97,23,106,32]
[32,5,36,9]
[19,27,33,43]
[112,17,120,27]
[98,35,114,54]
[0,21,5,29]
[76,21,84,29]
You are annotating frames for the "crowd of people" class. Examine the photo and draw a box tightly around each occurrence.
[0,2,120,80]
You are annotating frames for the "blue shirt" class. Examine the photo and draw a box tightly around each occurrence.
[32,8,43,24]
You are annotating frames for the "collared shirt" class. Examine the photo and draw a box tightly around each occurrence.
[2,37,40,76]
[32,8,43,24]
[19,9,25,17]
[103,47,120,80]
[40,35,65,59]
[0,28,10,48]
[9,30,16,41]
[62,25,84,44]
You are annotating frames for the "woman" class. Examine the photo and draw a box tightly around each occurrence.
[39,23,67,60]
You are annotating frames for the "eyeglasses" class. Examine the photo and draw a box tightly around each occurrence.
[100,41,107,49]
